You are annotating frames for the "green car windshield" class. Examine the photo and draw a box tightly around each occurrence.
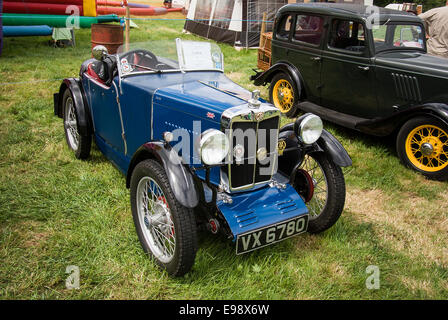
[372,22,425,53]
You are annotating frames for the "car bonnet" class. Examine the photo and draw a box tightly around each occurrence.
[375,51,448,78]
[152,76,253,122]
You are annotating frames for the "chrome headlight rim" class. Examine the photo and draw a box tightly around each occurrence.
[198,129,230,165]
[296,113,323,145]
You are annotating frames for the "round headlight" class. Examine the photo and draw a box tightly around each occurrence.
[198,129,230,165]
[298,114,323,144]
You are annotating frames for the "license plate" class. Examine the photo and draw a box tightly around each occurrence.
[236,215,309,255]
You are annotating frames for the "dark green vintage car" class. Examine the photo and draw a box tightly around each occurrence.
[252,3,448,180]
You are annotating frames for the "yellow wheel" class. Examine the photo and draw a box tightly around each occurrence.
[405,124,448,172]
[397,116,448,180]
[273,79,294,113]
[269,73,299,118]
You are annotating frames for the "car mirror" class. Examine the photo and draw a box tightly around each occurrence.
[92,45,108,61]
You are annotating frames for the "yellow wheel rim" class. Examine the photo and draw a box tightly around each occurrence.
[405,124,448,172]
[272,79,294,113]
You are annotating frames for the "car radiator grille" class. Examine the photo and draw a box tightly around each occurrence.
[227,116,279,190]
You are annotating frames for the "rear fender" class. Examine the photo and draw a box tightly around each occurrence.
[356,103,448,136]
[126,142,199,209]
[418,103,448,127]
[54,78,93,136]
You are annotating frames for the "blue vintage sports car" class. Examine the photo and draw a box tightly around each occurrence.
[54,39,352,276]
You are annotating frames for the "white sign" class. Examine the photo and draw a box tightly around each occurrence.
[177,39,223,71]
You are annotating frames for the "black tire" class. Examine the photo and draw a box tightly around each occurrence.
[269,72,300,118]
[294,153,346,234]
[130,159,198,276]
[396,116,448,181]
[62,88,91,159]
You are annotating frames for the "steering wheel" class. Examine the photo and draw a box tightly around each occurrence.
[121,49,158,70]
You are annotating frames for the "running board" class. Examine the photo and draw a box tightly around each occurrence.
[298,101,367,130]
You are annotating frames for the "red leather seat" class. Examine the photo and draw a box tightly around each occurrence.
[87,63,105,84]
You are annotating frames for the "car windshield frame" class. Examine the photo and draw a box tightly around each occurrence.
[116,38,225,80]
[371,20,426,54]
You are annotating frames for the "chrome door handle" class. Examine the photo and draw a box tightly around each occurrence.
[311,56,321,62]
[358,66,370,72]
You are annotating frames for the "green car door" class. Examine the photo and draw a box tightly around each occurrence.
[287,13,326,104]
[271,12,325,109]
[320,18,378,119]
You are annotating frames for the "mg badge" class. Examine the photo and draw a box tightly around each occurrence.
[278,139,286,156]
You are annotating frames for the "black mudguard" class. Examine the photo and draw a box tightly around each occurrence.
[251,61,304,99]
[420,103,448,127]
[278,129,351,179]
[314,129,352,168]
[126,142,199,209]
[356,103,448,136]
[54,78,93,136]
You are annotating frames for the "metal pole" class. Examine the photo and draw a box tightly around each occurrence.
[259,12,267,49]
[125,6,130,51]
[122,0,130,52]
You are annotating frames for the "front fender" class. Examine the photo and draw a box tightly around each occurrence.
[54,78,92,136]
[126,142,199,208]
[251,61,304,98]
[313,130,352,168]
[278,129,351,181]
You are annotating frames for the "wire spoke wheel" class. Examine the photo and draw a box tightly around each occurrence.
[294,153,345,234]
[62,88,91,159]
[299,154,328,219]
[64,97,79,151]
[398,116,448,181]
[137,177,176,264]
[273,79,294,113]
[269,72,299,118]
[405,124,448,172]
[130,159,197,276]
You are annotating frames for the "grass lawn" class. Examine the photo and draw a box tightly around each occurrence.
[0,12,447,299]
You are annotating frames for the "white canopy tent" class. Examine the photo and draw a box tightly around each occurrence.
[171,0,187,8]
[184,0,288,48]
